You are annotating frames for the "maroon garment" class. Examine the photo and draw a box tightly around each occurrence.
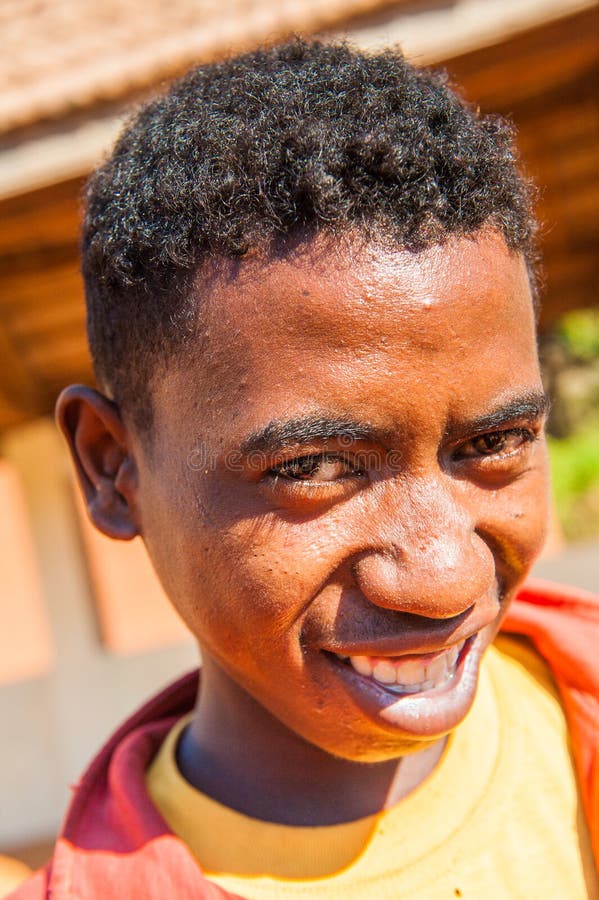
[10,578,599,898]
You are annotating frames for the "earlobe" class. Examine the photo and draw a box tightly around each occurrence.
[56,385,140,541]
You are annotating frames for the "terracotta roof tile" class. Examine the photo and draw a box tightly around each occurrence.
[0,0,402,133]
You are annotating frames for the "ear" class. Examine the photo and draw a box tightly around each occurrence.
[56,385,140,541]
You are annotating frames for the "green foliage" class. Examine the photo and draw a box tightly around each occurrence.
[557,308,599,361]
[548,424,599,540]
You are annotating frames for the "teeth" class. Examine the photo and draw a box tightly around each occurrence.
[350,656,373,677]
[396,659,427,685]
[425,655,447,682]
[372,660,396,684]
[341,641,465,695]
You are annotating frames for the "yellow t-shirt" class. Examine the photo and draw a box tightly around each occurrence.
[0,855,31,898]
[148,638,599,898]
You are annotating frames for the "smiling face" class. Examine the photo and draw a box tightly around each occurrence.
[129,229,549,761]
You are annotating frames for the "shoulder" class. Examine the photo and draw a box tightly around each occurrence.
[504,577,599,683]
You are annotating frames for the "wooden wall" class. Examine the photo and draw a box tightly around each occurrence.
[446,3,599,326]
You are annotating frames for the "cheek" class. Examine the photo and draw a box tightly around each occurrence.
[207,519,332,611]
[183,526,327,686]
[189,514,353,663]
[477,459,550,579]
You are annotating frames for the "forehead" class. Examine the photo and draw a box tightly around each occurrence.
[151,231,539,441]
[201,229,531,342]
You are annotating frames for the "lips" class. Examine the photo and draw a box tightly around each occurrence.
[335,641,465,695]
[320,627,489,740]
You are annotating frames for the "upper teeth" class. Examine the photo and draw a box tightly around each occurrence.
[337,642,464,694]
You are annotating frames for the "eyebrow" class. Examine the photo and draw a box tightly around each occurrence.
[239,390,551,458]
[445,390,551,438]
[240,415,380,456]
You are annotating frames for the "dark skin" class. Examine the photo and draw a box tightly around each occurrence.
[57,229,550,826]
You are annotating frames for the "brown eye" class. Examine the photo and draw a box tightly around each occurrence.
[280,456,323,480]
[456,428,535,460]
[271,454,363,482]
[472,432,509,455]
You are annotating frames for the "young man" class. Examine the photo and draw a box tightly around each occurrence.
[12,39,599,898]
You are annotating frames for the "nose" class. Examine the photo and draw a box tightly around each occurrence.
[352,478,494,619]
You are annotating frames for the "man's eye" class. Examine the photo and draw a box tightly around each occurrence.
[270,454,363,482]
[456,428,535,460]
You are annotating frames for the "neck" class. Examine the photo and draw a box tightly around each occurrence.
[177,656,446,826]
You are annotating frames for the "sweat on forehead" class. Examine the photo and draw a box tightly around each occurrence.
[194,229,530,360]
[81,38,539,432]
[143,231,540,456]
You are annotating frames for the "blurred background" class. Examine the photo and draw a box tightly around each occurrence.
[0,0,597,885]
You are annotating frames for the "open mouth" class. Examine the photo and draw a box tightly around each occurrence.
[329,638,470,697]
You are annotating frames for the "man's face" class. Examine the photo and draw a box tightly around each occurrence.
[131,230,549,761]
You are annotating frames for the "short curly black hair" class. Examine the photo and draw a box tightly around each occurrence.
[82,38,538,431]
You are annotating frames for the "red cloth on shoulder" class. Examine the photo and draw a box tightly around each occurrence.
[10,579,599,898]
[503,578,599,870]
